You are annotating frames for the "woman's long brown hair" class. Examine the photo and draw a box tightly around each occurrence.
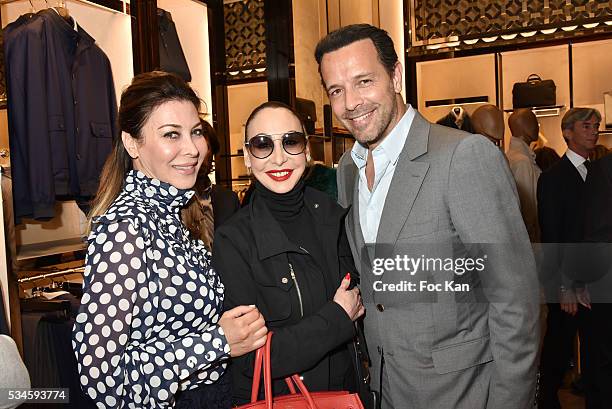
[87,71,201,233]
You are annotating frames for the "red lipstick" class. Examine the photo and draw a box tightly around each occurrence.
[265,169,293,182]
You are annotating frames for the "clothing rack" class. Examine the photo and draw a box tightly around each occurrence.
[18,266,85,284]
[0,0,128,15]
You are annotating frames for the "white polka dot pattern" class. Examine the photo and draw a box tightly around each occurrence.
[72,171,231,408]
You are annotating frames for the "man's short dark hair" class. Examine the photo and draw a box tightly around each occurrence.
[314,24,398,75]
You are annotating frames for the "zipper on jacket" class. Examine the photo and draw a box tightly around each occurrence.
[288,263,304,317]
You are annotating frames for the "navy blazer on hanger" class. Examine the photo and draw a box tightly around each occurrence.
[4,9,117,221]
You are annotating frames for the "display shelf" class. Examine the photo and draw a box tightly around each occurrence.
[16,237,86,261]
[503,105,565,117]
[313,127,353,139]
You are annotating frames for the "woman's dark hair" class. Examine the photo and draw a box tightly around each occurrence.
[202,120,220,156]
[89,71,201,229]
[314,24,398,76]
[244,101,305,141]
[181,120,218,246]
[534,146,561,172]
[198,119,217,179]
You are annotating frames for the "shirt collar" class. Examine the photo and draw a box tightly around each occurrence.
[127,170,194,211]
[351,105,415,168]
[566,148,588,170]
[41,9,95,47]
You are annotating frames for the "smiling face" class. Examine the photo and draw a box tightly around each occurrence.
[564,114,600,159]
[320,39,405,148]
[122,99,207,189]
[244,107,308,194]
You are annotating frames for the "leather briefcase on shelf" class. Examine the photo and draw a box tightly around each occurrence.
[512,74,556,108]
[236,332,365,409]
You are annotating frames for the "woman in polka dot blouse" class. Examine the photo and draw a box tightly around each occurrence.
[72,72,267,409]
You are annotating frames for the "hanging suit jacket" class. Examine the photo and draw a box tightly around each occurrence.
[158,9,191,82]
[436,111,475,133]
[4,9,117,220]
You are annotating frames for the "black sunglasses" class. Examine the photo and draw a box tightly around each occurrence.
[245,131,308,159]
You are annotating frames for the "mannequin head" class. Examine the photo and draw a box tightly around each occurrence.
[471,104,504,143]
[508,108,539,145]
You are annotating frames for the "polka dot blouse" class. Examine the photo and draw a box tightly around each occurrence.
[72,170,230,408]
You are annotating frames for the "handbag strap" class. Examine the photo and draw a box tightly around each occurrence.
[250,332,319,409]
[249,333,275,408]
[263,333,273,409]
[289,375,318,408]
[251,346,264,403]
[527,74,542,83]
[285,378,297,394]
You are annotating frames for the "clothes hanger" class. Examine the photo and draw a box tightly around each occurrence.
[452,106,464,118]
[52,0,74,27]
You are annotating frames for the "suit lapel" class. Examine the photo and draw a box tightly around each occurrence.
[351,173,379,298]
[351,174,369,264]
[561,155,585,185]
[338,152,368,265]
[375,112,430,258]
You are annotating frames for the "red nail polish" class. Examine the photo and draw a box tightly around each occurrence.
[345,273,351,281]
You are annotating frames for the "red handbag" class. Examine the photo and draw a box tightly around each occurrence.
[236,332,365,409]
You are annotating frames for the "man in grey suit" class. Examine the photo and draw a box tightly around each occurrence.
[315,24,540,409]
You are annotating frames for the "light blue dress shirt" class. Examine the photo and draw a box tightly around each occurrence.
[350,105,416,244]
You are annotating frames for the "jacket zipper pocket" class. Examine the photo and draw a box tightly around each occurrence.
[288,263,304,317]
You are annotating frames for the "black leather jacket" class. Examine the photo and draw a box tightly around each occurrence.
[213,186,358,405]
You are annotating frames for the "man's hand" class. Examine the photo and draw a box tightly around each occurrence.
[559,287,578,316]
[575,287,591,310]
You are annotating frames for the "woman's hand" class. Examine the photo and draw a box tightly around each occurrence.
[333,274,365,321]
[219,305,268,357]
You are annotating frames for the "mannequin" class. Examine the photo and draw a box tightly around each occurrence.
[507,108,541,243]
[471,104,504,145]
[508,108,539,146]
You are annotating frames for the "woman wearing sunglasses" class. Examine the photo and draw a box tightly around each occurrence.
[213,101,365,405]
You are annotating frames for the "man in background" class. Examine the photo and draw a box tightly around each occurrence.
[576,152,612,408]
[537,107,600,409]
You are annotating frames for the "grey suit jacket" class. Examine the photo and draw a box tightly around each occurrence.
[337,112,540,409]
